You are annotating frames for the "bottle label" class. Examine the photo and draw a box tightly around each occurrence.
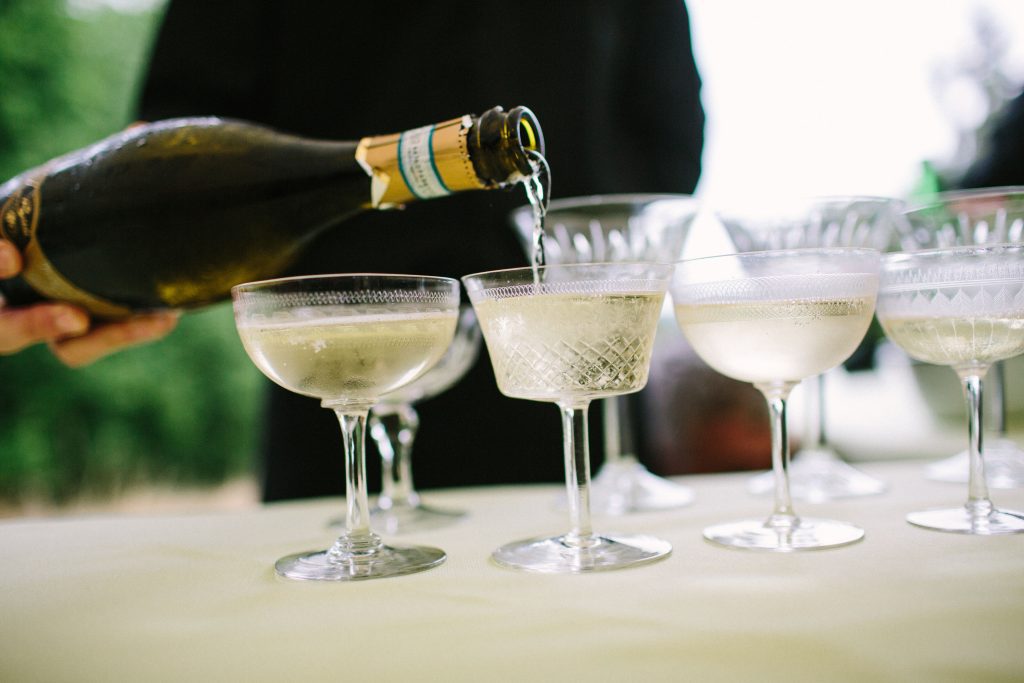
[0,174,132,317]
[356,115,484,208]
[0,176,40,250]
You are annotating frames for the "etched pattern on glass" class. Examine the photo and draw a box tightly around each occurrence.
[510,194,698,265]
[674,272,879,306]
[235,286,453,320]
[720,198,897,252]
[896,188,1024,251]
[878,253,1024,367]
[484,277,666,300]
[880,258,1024,317]
[474,291,663,401]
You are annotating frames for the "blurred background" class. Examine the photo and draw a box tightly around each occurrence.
[0,0,262,514]
[0,0,1022,514]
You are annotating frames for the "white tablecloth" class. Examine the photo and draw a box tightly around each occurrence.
[1,460,1022,682]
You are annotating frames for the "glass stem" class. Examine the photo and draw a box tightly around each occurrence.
[602,397,631,466]
[802,373,829,452]
[757,382,798,528]
[560,401,598,548]
[958,370,994,520]
[370,405,420,509]
[991,361,1007,437]
[329,407,383,557]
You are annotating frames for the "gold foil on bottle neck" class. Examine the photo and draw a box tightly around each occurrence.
[356,115,485,209]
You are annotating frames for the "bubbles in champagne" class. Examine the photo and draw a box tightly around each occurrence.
[474,291,663,402]
[878,315,1024,368]
[237,310,456,402]
[674,296,877,385]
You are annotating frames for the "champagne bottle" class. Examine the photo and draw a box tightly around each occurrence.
[0,106,544,317]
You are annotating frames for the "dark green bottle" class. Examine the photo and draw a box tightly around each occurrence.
[0,106,543,317]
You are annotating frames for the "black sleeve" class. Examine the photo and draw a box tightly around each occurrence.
[619,0,705,193]
[137,0,277,121]
[575,0,703,194]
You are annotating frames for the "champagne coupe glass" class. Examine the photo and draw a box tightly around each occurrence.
[876,245,1024,533]
[718,197,897,501]
[232,274,459,580]
[895,187,1024,488]
[464,262,674,572]
[671,248,880,551]
[367,305,481,533]
[510,194,699,514]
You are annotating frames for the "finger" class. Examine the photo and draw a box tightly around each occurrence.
[0,241,23,278]
[0,304,89,354]
[49,311,180,368]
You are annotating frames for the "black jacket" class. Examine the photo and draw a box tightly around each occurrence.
[139,0,704,500]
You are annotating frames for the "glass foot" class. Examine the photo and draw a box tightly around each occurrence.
[906,506,1024,534]
[369,502,466,535]
[925,438,1024,488]
[747,449,886,501]
[491,533,672,573]
[589,458,695,515]
[703,517,864,551]
[275,544,446,581]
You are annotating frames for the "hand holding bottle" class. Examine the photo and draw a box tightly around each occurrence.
[0,239,178,366]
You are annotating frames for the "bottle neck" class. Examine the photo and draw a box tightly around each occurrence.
[468,105,544,185]
[354,106,544,209]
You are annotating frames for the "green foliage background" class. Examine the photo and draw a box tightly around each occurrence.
[0,0,263,504]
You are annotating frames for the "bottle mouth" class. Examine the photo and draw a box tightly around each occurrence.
[509,107,543,153]
[471,105,546,183]
[506,106,545,176]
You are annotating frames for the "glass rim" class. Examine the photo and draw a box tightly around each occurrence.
[461,260,675,283]
[231,272,460,296]
[883,242,1024,263]
[676,246,881,267]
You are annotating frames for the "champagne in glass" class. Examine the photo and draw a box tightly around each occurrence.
[671,248,880,551]
[464,262,673,572]
[365,305,482,533]
[509,195,699,514]
[877,245,1024,534]
[233,274,459,580]
[895,187,1024,488]
[718,196,897,501]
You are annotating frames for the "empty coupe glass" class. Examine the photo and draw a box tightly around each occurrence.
[671,248,881,551]
[232,274,459,580]
[895,187,1024,488]
[510,194,699,514]
[465,262,674,572]
[718,196,897,501]
[876,245,1024,534]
